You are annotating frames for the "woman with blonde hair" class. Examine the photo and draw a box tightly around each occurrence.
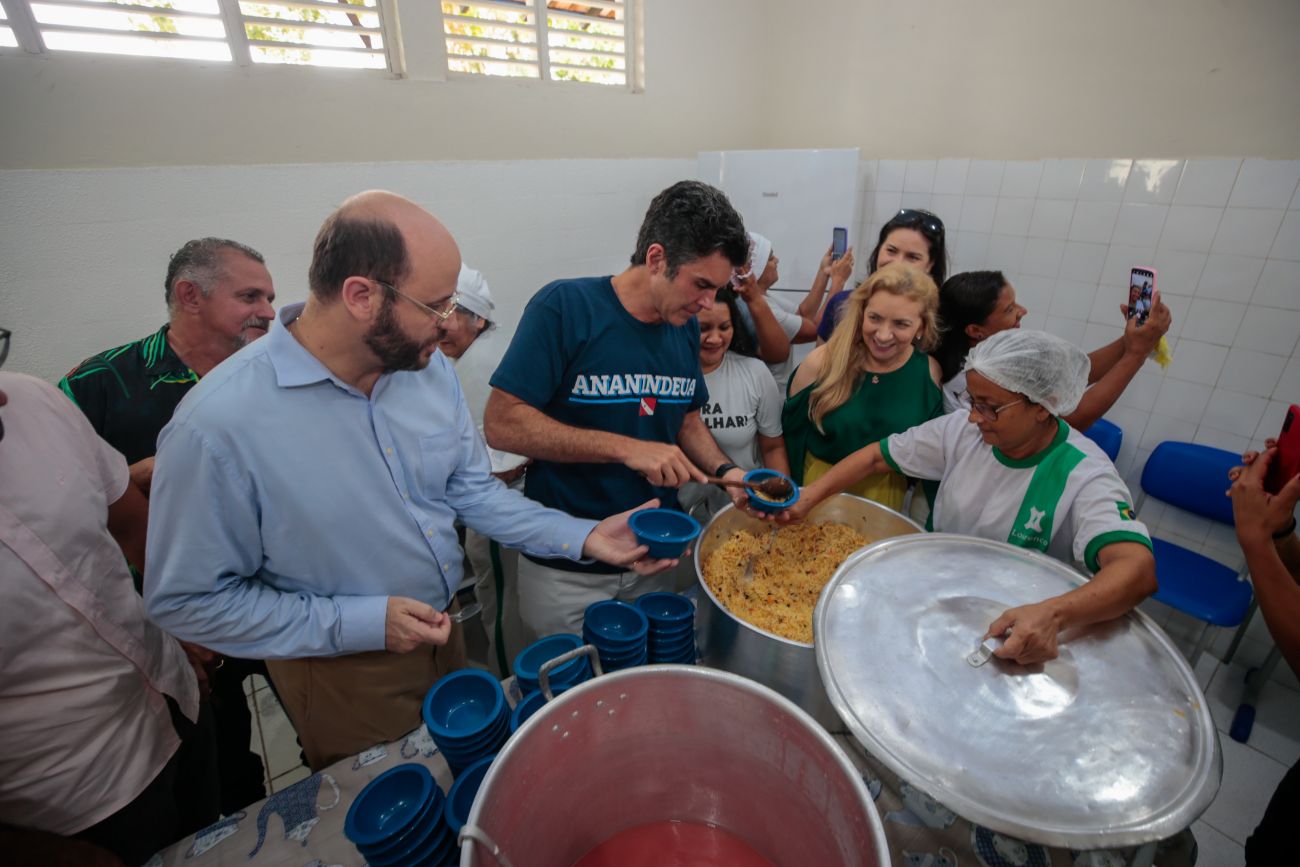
[782,262,944,511]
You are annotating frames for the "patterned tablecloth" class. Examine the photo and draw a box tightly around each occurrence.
[151,677,1193,867]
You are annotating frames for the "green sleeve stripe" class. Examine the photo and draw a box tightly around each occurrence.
[1084,530,1153,574]
[880,438,902,475]
[57,377,81,407]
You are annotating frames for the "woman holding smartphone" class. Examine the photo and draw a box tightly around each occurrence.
[783,263,944,512]
[816,208,949,343]
[934,270,1171,431]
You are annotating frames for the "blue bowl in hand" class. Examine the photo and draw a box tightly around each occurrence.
[743,468,799,514]
[628,508,701,559]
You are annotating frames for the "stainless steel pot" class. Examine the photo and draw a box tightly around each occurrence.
[692,494,922,728]
[461,665,889,867]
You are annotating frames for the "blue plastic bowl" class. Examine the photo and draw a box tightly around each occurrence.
[602,651,647,671]
[517,657,590,695]
[513,634,584,684]
[584,600,649,644]
[423,670,506,741]
[627,508,701,559]
[356,777,444,862]
[587,632,647,659]
[648,621,694,639]
[743,468,799,513]
[344,763,436,848]
[509,686,574,734]
[378,816,453,867]
[434,710,509,757]
[649,631,695,653]
[650,644,696,663]
[582,629,646,658]
[444,754,495,836]
[634,592,694,625]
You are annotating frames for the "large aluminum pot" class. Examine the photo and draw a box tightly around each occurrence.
[693,494,922,728]
[461,665,889,867]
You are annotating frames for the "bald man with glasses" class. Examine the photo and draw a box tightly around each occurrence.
[145,191,671,769]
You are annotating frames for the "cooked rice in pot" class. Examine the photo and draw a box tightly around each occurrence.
[701,522,869,643]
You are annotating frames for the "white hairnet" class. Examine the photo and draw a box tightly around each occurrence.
[747,232,772,277]
[964,329,1091,417]
[455,265,496,328]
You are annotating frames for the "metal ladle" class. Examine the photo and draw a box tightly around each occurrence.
[702,474,795,501]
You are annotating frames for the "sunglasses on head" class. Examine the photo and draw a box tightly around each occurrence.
[892,208,945,238]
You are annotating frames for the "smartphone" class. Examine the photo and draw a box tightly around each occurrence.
[1264,404,1300,495]
[1128,267,1156,325]
[831,227,848,261]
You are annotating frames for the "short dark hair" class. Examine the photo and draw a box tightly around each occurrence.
[630,181,749,278]
[935,270,1007,382]
[308,212,410,301]
[867,209,949,286]
[164,237,265,309]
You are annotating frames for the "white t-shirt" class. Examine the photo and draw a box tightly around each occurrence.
[763,294,805,393]
[0,373,196,834]
[701,352,784,469]
[450,330,527,474]
[882,412,1150,573]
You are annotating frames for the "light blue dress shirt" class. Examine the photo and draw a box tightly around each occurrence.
[144,302,596,659]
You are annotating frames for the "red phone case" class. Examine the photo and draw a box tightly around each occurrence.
[1264,404,1300,495]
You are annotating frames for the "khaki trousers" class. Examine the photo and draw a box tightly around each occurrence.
[267,618,467,771]
[515,557,681,646]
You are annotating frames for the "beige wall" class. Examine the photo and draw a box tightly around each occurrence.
[0,0,765,168]
[0,0,1297,169]
[763,0,1300,158]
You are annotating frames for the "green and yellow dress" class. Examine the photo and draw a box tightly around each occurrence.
[782,349,944,511]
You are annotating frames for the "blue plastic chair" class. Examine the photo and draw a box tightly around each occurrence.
[1083,418,1123,461]
[1139,442,1254,666]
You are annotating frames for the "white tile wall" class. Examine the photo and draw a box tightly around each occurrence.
[862,157,1300,683]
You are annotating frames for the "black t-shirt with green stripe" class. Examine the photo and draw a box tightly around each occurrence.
[58,324,198,464]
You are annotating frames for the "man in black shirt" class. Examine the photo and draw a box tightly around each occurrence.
[60,237,275,492]
[58,237,276,815]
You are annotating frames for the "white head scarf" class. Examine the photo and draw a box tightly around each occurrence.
[747,232,772,278]
[455,265,496,329]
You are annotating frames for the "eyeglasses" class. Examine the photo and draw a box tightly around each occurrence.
[892,208,945,238]
[962,391,1023,421]
[375,280,460,322]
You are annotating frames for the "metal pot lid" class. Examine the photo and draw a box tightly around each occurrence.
[814,533,1221,850]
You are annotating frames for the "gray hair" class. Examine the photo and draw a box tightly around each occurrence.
[164,237,265,309]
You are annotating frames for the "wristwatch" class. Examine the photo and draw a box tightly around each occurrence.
[715,462,741,477]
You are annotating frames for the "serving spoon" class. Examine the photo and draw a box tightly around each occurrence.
[702,474,795,500]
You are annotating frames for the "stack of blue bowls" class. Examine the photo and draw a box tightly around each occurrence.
[635,592,697,664]
[344,763,457,866]
[512,633,591,695]
[422,669,509,776]
[509,683,574,734]
[443,753,494,841]
[582,600,648,671]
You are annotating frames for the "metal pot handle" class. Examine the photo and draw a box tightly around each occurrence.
[460,824,516,867]
[538,644,603,700]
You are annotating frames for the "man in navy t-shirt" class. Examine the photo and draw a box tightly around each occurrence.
[486,181,751,638]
